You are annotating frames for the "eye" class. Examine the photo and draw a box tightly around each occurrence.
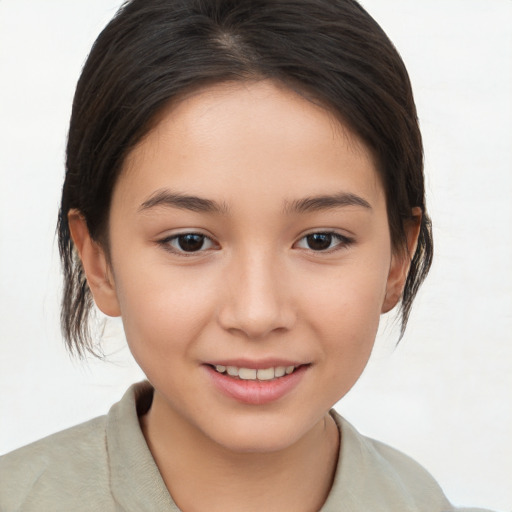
[295,232,352,252]
[161,233,217,253]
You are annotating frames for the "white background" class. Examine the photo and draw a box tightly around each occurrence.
[0,1,511,510]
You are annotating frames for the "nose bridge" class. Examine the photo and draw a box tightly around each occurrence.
[219,245,294,338]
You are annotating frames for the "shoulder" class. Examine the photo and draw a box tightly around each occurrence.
[0,415,114,511]
[326,411,495,512]
[0,381,155,512]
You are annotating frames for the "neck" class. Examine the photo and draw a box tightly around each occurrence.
[140,391,340,512]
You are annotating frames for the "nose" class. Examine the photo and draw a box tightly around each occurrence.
[217,249,296,339]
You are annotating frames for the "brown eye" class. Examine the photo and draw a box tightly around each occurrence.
[306,233,334,251]
[162,233,217,254]
[177,234,206,252]
[295,232,353,252]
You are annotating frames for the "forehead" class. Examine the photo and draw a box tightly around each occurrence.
[117,80,383,210]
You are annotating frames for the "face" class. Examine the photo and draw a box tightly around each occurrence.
[77,80,410,453]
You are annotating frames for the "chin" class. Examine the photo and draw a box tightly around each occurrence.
[214,432,301,454]
[203,412,321,454]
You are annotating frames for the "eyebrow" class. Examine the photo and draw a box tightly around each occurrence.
[139,189,229,214]
[139,189,371,215]
[284,192,372,214]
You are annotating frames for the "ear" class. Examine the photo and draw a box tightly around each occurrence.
[68,210,121,317]
[381,208,422,313]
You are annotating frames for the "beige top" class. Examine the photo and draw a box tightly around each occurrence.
[0,381,492,512]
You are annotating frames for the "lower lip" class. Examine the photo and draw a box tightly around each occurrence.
[205,365,308,405]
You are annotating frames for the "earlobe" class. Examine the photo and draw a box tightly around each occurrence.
[381,208,422,313]
[68,210,121,317]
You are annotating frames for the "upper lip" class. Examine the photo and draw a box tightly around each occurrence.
[204,358,308,369]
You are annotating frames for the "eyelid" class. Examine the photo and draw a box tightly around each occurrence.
[156,229,353,255]
[158,231,219,255]
[293,230,354,252]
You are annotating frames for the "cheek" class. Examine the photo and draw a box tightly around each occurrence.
[112,262,218,360]
[303,254,389,326]
[300,255,389,367]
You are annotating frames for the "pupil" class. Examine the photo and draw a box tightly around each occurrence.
[307,233,332,251]
[178,234,205,252]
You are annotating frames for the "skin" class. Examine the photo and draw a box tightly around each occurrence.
[69,80,419,511]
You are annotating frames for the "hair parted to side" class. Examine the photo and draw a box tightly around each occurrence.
[58,0,433,358]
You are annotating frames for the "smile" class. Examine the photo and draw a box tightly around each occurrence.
[212,365,297,381]
[206,363,309,405]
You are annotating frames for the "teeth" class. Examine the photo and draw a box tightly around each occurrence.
[226,366,238,377]
[274,366,286,377]
[213,365,297,380]
[239,368,257,380]
[257,368,275,380]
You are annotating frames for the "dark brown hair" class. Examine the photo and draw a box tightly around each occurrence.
[58,0,433,357]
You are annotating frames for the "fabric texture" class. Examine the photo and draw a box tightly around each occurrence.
[0,381,493,512]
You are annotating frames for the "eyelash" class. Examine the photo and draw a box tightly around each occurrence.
[159,233,217,255]
[158,231,354,256]
[294,232,354,253]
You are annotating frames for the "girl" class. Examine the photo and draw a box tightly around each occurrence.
[0,0,507,510]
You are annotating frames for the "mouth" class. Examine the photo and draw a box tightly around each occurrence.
[206,364,307,381]
[205,362,310,405]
